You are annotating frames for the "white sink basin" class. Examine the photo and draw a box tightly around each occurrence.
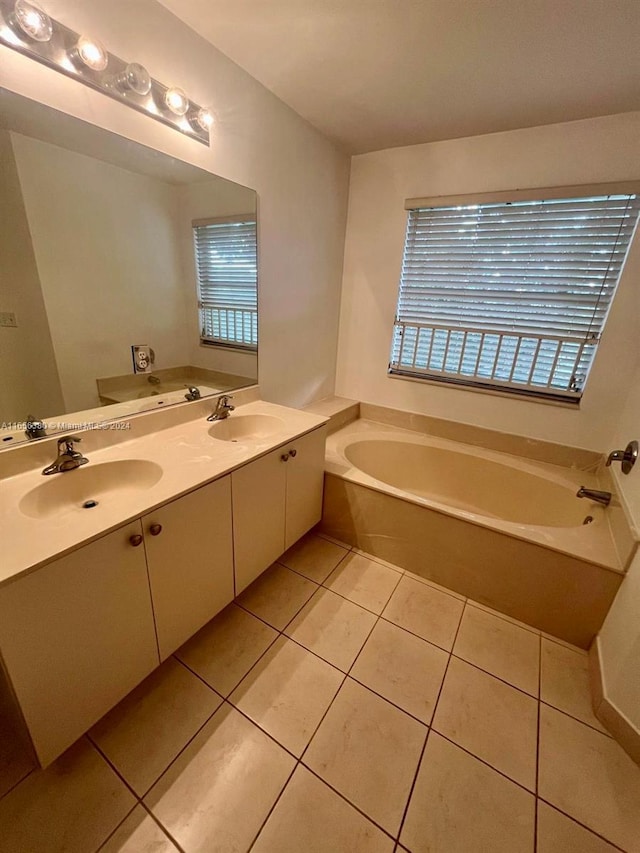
[208,413,285,442]
[19,460,163,519]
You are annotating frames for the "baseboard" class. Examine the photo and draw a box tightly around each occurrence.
[589,637,640,766]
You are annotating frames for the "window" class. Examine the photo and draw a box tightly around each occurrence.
[390,187,640,402]
[193,215,257,349]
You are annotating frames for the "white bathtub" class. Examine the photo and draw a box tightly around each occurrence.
[322,419,625,647]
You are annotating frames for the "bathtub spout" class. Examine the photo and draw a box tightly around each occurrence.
[576,487,612,507]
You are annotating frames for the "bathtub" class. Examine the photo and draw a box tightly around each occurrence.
[322,419,627,647]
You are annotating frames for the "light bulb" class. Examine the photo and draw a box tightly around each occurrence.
[13,0,52,42]
[196,107,214,132]
[75,35,108,71]
[164,87,189,116]
[116,62,152,95]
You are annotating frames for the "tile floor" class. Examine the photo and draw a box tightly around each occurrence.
[1,531,639,852]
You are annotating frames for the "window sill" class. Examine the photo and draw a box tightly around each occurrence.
[199,340,258,355]
[387,370,581,410]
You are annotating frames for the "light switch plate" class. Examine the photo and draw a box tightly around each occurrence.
[0,312,17,328]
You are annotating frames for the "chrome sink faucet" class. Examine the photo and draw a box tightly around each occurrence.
[184,385,201,402]
[42,436,89,476]
[207,395,235,422]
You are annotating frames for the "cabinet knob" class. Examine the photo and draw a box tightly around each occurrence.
[149,523,163,536]
[281,453,289,462]
[289,448,297,457]
[129,534,143,547]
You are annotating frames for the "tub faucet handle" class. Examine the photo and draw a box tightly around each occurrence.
[606,440,638,475]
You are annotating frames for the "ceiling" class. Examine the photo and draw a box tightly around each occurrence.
[159,0,640,154]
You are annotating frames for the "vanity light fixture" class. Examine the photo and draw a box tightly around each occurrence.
[11,0,51,42]
[115,62,152,96]
[164,86,189,116]
[194,107,215,132]
[0,0,211,145]
[73,34,108,71]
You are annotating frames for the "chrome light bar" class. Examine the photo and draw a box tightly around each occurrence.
[0,0,213,145]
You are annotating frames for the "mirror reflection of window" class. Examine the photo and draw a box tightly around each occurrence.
[193,216,258,351]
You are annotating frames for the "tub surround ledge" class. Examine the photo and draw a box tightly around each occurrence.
[359,402,603,470]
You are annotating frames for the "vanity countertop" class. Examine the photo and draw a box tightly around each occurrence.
[0,400,327,588]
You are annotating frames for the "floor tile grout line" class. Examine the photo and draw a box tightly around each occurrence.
[428,730,537,799]
[86,735,144,803]
[88,689,221,804]
[238,565,322,629]
[92,801,140,853]
[231,590,373,679]
[244,581,401,850]
[172,651,241,700]
[0,765,34,805]
[534,632,542,853]
[465,599,542,637]
[378,612,460,655]
[395,597,467,845]
[278,539,353,584]
[296,761,399,845]
[346,673,435,730]
[246,761,299,853]
[94,799,187,853]
[449,650,540,701]
[535,796,627,852]
[538,699,614,739]
[448,606,607,737]
[138,801,188,853]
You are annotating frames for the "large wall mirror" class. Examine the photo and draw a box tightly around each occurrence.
[0,89,258,448]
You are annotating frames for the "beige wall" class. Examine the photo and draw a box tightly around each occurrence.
[0,0,349,409]
[335,112,640,451]
[12,133,189,413]
[597,363,640,735]
[0,131,64,423]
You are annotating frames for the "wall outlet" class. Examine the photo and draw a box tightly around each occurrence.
[131,344,153,374]
[0,312,17,328]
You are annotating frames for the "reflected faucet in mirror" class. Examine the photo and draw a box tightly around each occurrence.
[184,386,201,401]
[25,416,47,441]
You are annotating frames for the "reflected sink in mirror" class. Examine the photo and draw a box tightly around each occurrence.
[19,460,163,519]
[208,414,286,443]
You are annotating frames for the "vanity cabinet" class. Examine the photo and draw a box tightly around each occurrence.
[144,477,234,660]
[0,521,159,766]
[232,425,326,592]
[0,417,326,767]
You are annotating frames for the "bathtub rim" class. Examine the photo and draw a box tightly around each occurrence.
[326,419,625,575]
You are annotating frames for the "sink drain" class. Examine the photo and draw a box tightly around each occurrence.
[82,499,99,509]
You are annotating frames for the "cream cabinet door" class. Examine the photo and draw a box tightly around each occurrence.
[0,520,158,766]
[232,448,287,593]
[144,476,234,660]
[284,426,327,549]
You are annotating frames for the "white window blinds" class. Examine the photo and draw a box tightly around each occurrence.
[193,216,257,349]
[390,192,640,401]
